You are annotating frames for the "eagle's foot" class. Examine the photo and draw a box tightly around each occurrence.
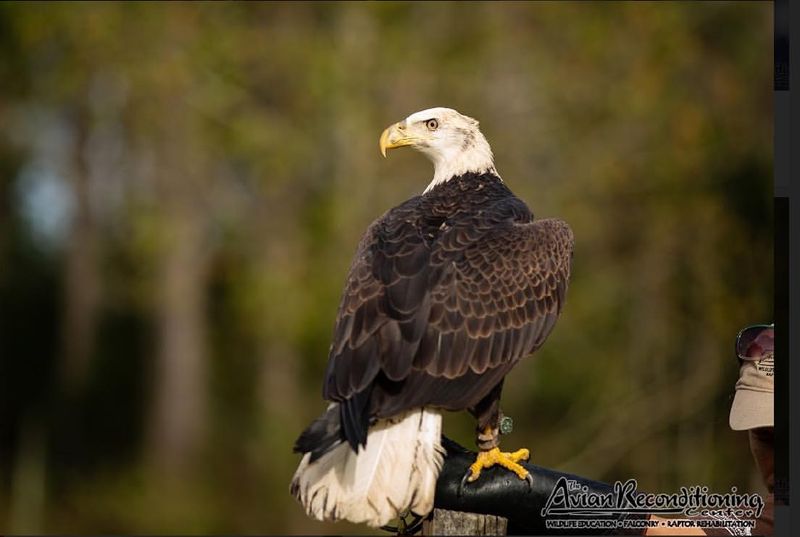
[465,446,531,483]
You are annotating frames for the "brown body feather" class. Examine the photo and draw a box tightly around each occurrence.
[316,172,574,452]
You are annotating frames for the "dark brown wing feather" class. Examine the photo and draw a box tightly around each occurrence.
[322,173,574,448]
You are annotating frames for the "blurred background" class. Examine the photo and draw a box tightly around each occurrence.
[0,2,772,534]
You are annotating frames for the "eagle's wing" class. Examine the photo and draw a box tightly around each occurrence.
[323,201,573,446]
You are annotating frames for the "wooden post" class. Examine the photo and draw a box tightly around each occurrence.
[422,508,507,535]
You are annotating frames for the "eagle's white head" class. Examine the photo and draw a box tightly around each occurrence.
[379,107,498,193]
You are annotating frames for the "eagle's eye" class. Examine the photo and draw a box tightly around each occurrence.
[425,119,439,131]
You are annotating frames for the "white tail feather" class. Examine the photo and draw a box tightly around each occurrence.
[290,407,444,528]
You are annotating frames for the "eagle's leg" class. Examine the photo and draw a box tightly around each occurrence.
[463,424,532,484]
[462,381,534,487]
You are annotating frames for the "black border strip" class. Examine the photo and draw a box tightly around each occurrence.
[775,1,796,537]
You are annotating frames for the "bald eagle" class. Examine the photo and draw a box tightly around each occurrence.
[291,107,574,527]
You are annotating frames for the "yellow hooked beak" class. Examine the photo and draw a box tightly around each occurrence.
[379,122,417,158]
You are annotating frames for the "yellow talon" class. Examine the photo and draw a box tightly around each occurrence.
[466,446,531,482]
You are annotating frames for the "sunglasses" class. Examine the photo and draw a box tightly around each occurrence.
[735,323,774,362]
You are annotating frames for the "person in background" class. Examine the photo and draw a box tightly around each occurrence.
[728,323,774,535]
[646,323,774,536]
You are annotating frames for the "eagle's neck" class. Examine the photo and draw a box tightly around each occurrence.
[424,134,499,194]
